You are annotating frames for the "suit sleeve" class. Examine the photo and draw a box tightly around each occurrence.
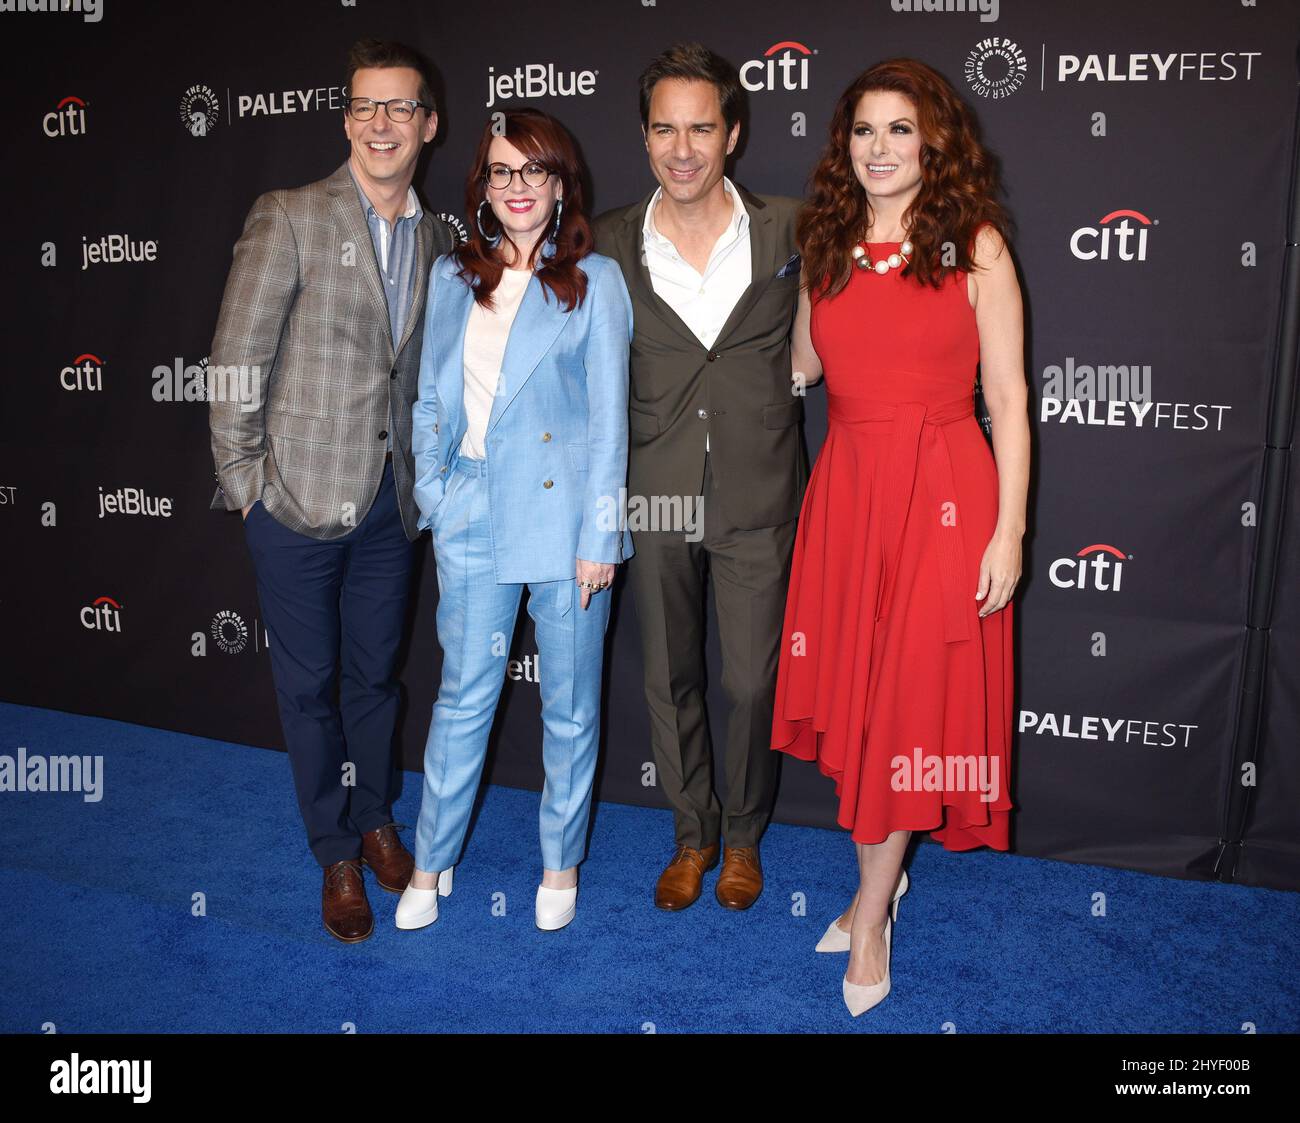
[578,258,634,565]
[207,192,299,510]
[410,259,445,532]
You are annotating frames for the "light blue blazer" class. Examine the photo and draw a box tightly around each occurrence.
[411,245,635,583]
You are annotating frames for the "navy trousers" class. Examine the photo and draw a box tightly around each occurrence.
[242,459,416,867]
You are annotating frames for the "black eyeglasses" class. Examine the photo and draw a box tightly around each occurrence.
[345,97,430,123]
[484,161,552,189]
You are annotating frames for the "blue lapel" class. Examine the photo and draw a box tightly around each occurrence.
[435,241,571,445]
[487,239,569,434]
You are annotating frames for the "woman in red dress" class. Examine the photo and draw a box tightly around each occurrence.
[771,59,1029,1015]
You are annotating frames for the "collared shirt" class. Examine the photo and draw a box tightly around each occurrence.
[350,163,423,346]
[641,175,752,452]
[349,162,423,452]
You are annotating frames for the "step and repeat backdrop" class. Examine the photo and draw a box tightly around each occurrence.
[2,0,1298,889]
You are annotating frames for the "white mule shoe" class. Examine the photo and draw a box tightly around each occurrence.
[842,915,892,1016]
[535,883,577,931]
[394,867,454,930]
[815,868,908,953]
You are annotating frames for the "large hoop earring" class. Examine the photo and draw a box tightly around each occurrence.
[547,197,564,245]
[476,199,501,247]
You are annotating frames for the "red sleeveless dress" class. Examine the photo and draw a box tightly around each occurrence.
[771,243,1014,850]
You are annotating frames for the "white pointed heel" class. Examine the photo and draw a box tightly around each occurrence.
[535,883,577,931]
[816,868,908,953]
[395,867,451,930]
[842,914,892,1016]
[891,867,908,921]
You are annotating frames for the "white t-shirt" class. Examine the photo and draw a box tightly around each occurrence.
[458,267,532,461]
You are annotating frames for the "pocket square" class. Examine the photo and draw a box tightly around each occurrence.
[775,252,801,280]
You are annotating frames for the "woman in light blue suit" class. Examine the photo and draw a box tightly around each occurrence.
[396,108,633,933]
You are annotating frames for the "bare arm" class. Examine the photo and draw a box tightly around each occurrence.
[970,225,1029,613]
[791,268,823,390]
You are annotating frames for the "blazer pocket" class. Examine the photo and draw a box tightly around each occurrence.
[762,399,804,429]
[266,411,335,442]
[567,442,589,472]
[628,407,660,437]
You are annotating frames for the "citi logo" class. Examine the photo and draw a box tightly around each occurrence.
[81,596,122,632]
[740,42,814,93]
[1070,209,1154,262]
[1049,544,1129,592]
[891,0,998,21]
[44,95,87,137]
[61,353,104,391]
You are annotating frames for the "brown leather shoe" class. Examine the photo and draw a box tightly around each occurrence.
[715,845,763,910]
[360,823,414,893]
[322,859,373,943]
[654,843,720,910]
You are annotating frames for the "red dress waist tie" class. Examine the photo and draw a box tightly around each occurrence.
[825,393,976,644]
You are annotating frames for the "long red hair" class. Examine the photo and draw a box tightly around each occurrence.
[799,58,1013,297]
[454,107,593,312]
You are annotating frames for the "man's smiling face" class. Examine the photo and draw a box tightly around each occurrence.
[343,66,437,189]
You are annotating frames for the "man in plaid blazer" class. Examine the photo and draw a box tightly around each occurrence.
[208,39,455,943]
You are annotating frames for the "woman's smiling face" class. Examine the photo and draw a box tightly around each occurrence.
[848,90,924,211]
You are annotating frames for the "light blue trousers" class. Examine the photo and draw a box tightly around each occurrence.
[413,455,612,873]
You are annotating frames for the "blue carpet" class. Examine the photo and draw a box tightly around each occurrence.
[0,702,1296,1033]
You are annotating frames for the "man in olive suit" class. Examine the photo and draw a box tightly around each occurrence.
[595,43,806,911]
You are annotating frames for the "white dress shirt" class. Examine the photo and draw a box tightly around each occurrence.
[458,267,532,461]
[641,176,752,452]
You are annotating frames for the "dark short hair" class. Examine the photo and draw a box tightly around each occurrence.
[638,42,741,133]
[345,38,437,115]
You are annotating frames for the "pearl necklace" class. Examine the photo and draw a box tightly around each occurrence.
[851,238,914,275]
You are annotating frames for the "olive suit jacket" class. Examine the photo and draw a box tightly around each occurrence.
[593,185,806,528]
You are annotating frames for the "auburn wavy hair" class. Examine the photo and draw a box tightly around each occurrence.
[799,58,1013,298]
[454,107,593,311]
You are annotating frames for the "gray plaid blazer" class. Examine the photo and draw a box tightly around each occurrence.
[208,160,455,541]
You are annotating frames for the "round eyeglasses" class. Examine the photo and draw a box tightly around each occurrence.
[485,161,553,190]
[345,97,429,123]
